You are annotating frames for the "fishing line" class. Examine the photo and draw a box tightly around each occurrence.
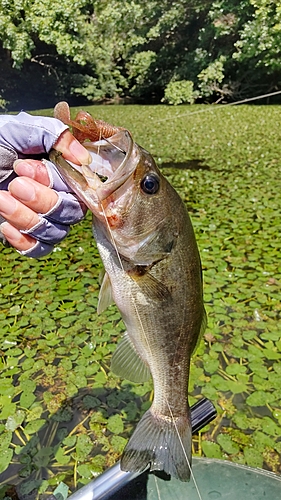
[87,87,281,500]
[99,194,155,364]
[101,136,126,154]
[153,474,163,500]
[165,398,203,500]
[153,89,281,124]
[95,167,205,500]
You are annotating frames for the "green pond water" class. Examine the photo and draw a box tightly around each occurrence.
[0,104,280,499]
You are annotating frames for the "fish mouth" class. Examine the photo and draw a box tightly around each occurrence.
[50,129,139,219]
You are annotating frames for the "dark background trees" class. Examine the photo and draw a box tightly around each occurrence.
[1,0,280,110]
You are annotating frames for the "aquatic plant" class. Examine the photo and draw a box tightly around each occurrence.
[0,104,280,498]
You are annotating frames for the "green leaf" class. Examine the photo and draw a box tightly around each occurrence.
[20,379,36,393]
[262,417,280,436]
[77,464,93,478]
[55,447,71,466]
[83,395,101,409]
[121,401,138,421]
[226,380,248,394]
[5,410,26,431]
[20,391,36,409]
[111,435,127,453]
[89,454,106,474]
[33,446,53,467]
[75,435,93,461]
[210,374,229,391]
[225,364,247,376]
[0,447,13,474]
[246,391,276,407]
[0,403,17,420]
[248,361,268,379]
[232,412,250,430]
[63,435,77,448]
[19,479,42,495]
[25,405,43,422]
[263,348,280,361]
[244,446,263,468]
[0,379,14,396]
[252,431,276,450]
[204,358,219,374]
[217,434,239,454]
[24,419,46,434]
[8,305,21,316]
[107,414,124,435]
[201,440,223,459]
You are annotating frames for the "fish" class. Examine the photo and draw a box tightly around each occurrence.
[51,103,206,481]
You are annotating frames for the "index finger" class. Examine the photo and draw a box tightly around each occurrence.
[54,129,91,165]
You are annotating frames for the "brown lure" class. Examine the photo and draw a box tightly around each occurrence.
[54,101,122,142]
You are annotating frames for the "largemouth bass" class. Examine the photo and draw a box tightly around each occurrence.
[51,104,206,482]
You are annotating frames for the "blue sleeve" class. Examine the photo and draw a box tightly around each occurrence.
[0,112,69,184]
[0,112,88,256]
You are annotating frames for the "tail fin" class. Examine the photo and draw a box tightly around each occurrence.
[121,408,192,481]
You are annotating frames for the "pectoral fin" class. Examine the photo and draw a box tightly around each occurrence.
[130,270,171,302]
[97,271,114,314]
[111,332,151,383]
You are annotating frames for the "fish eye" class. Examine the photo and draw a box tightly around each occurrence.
[140,174,160,195]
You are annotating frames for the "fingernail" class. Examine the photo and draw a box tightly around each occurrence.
[0,222,21,243]
[9,177,36,202]
[0,192,18,215]
[14,160,36,178]
[68,140,92,165]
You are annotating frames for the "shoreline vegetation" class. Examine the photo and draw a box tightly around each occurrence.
[1,1,281,111]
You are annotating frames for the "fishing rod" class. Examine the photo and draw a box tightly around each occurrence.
[47,398,216,500]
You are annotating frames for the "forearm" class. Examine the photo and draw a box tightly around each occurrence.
[0,112,68,185]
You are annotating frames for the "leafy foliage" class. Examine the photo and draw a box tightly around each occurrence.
[1,1,281,109]
[162,80,195,105]
[234,0,281,71]
[0,103,280,497]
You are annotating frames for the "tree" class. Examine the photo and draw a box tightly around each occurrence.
[233,0,281,77]
[0,0,280,109]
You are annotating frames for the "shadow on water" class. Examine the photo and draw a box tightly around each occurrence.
[0,384,147,500]
[112,471,150,500]
[160,159,210,171]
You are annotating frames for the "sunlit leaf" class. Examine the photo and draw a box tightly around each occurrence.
[107,414,124,435]
[5,410,25,431]
[201,440,223,459]
[217,434,239,454]
[75,434,93,461]
[24,419,46,434]
[244,446,263,468]
[111,435,127,453]
[246,391,276,407]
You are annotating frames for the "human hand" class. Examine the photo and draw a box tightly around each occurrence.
[0,113,91,257]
